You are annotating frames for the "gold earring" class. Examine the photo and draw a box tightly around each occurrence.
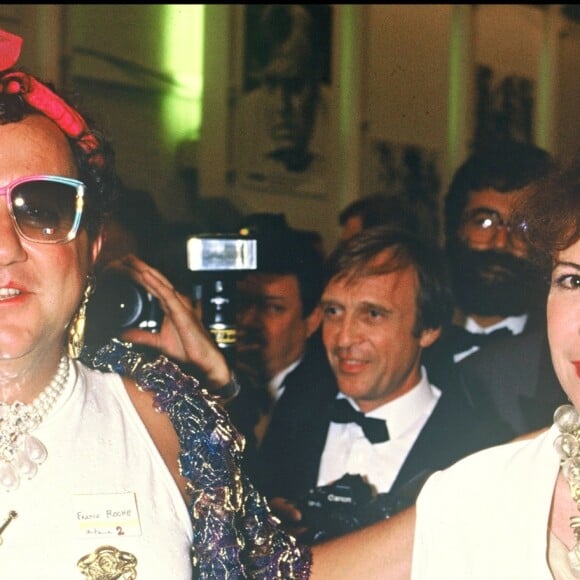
[67,276,95,359]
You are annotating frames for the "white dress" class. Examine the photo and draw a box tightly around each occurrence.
[412,425,560,580]
[0,359,192,579]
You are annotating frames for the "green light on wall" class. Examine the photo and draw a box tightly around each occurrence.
[161,4,204,141]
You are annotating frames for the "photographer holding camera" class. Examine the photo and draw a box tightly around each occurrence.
[256,226,514,542]
[97,253,238,396]
[227,215,327,457]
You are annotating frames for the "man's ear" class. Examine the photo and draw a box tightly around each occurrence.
[305,305,323,338]
[419,326,441,349]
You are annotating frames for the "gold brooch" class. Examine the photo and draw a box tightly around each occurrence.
[77,545,138,579]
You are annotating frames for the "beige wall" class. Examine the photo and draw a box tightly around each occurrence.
[365,6,451,156]
[558,13,580,165]
[211,5,580,251]
[2,4,579,253]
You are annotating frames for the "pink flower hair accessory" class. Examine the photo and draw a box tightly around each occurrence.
[0,29,22,71]
[0,28,100,158]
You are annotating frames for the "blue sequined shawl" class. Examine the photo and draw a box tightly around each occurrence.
[81,339,312,579]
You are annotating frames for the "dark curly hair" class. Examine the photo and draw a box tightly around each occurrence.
[0,78,117,240]
[444,140,554,249]
[514,155,580,267]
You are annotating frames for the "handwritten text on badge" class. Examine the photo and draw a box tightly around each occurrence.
[73,492,141,537]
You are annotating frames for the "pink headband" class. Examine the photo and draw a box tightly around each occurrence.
[0,29,100,158]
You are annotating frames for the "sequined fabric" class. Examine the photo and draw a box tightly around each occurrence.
[81,339,312,579]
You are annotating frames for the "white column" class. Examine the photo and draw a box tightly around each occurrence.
[199,4,232,200]
[447,5,475,182]
[336,5,367,213]
[535,5,561,156]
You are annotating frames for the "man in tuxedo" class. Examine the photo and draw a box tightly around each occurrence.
[420,140,566,436]
[254,227,512,541]
[226,215,326,453]
[423,140,555,380]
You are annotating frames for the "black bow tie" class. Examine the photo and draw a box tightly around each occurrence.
[455,326,514,351]
[330,398,390,444]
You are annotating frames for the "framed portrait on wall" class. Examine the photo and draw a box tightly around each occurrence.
[232,4,333,198]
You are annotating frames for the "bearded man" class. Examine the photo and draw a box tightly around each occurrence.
[423,140,554,384]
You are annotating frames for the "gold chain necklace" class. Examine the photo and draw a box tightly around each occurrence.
[0,356,69,491]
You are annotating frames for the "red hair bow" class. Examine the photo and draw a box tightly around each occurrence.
[0,29,99,156]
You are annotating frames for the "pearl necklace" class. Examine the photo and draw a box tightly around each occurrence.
[554,404,580,576]
[0,356,69,491]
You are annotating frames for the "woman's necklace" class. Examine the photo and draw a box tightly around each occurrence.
[554,403,580,576]
[0,356,69,491]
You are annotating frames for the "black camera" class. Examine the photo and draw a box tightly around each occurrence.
[85,270,164,346]
[187,234,257,356]
[84,234,257,351]
[294,472,430,544]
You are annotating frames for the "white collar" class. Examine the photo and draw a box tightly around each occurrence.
[268,356,303,402]
[337,367,441,439]
[465,313,528,336]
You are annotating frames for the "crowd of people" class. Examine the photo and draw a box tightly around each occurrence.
[310,157,580,579]
[2,24,580,580]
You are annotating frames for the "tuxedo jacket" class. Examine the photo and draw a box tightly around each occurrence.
[421,307,546,392]
[453,329,567,437]
[226,331,331,477]
[253,367,514,502]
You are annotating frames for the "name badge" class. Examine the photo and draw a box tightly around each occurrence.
[72,492,141,538]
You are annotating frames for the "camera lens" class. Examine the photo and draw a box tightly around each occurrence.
[91,271,147,328]
[113,277,146,328]
[85,270,162,346]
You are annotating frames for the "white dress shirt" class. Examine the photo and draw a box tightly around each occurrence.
[267,356,303,403]
[317,367,441,494]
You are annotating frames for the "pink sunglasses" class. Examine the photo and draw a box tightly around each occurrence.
[0,175,85,244]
